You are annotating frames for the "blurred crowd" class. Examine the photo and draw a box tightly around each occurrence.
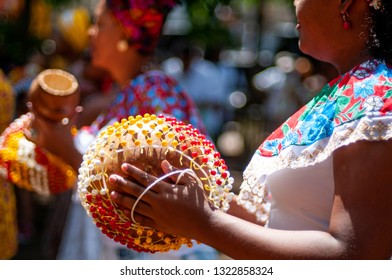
[0,0,337,260]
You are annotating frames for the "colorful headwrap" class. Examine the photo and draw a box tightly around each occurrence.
[106,0,178,54]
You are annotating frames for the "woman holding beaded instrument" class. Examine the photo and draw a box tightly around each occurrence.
[108,0,392,259]
[26,0,216,259]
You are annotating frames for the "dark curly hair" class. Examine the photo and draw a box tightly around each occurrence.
[366,1,392,63]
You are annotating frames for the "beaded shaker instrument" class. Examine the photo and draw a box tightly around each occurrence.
[78,114,235,253]
[0,69,79,195]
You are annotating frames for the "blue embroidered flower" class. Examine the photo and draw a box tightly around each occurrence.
[262,139,280,155]
[298,100,336,144]
[354,77,377,99]
[281,130,299,149]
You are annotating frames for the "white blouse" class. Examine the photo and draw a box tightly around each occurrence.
[267,156,334,231]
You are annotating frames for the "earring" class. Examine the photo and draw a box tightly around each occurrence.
[117,40,129,52]
[341,12,351,30]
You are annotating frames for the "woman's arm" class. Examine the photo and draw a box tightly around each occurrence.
[109,139,392,259]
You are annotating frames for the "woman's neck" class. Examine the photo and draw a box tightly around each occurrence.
[334,55,372,75]
[111,53,151,88]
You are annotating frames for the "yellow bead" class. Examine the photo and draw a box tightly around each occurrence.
[146,138,153,145]
[171,140,178,147]
[134,139,141,146]
[161,140,168,147]
[137,122,143,128]
[168,132,175,139]
[155,131,162,138]
[107,127,114,135]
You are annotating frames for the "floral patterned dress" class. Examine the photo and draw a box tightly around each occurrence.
[91,70,206,135]
[237,60,392,229]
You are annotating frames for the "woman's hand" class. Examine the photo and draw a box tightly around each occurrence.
[23,108,83,171]
[108,160,216,239]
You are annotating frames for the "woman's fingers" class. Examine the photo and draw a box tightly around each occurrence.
[120,163,173,193]
[108,174,157,199]
[161,160,181,183]
[161,160,200,186]
[122,209,156,228]
[110,189,151,213]
[110,191,155,227]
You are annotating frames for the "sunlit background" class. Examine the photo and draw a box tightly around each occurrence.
[0,0,338,170]
[1,0,339,259]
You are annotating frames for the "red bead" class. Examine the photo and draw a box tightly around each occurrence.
[191,140,198,146]
[343,21,351,30]
[124,221,131,228]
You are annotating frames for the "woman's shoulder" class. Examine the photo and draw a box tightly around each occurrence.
[136,69,178,85]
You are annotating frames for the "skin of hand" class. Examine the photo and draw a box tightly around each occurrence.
[23,108,83,172]
[108,160,218,239]
[109,140,392,259]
